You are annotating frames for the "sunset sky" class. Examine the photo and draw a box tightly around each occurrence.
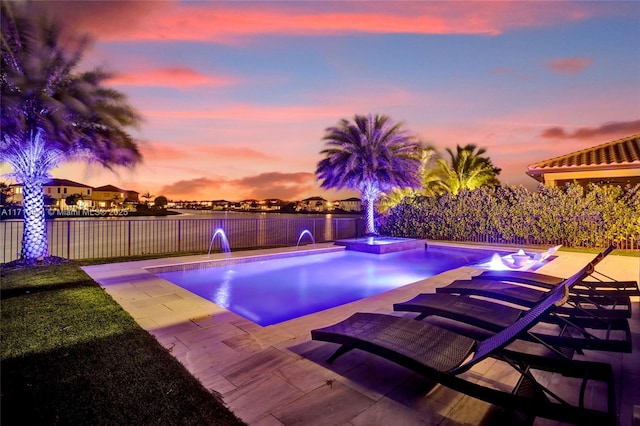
[4,0,639,201]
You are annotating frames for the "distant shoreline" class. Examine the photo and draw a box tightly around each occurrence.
[171,208,361,215]
[0,207,182,220]
[0,207,362,220]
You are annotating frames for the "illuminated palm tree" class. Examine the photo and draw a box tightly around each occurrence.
[1,1,141,261]
[316,114,422,234]
[435,144,500,195]
[378,146,439,213]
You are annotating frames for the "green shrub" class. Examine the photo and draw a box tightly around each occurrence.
[379,183,640,249]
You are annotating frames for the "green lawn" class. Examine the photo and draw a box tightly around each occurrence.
[1,260,246,425]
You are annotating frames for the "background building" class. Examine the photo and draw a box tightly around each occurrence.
[527,134,640,187]
[11,178,93,208]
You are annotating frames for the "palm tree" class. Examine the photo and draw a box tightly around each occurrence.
[0,181,13,205]
[378,145,439,213]
[1,1,142,261]
[141,191,154,207]
[316,114,422,234]
[434,144,500,195]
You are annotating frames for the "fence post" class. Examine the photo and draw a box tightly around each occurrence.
[128,220,132,257]
[255,218,259,247]
[178,220,181,252]
[67,221,71,259]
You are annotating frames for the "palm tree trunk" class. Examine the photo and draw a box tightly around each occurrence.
[21,180,49,260]
[365,198,376,235]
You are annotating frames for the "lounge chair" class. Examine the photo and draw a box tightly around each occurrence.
[311,265,617,425]
[395,249,632,353]
[476,245,640,297]
[438,245,633,319]
[475,270,640,297]
[393,292,632,353]
[436,278,632,319]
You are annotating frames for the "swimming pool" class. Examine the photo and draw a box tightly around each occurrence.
[156,245,493,326]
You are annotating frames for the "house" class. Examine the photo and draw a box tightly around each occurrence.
[93,185,126,208]
[262,199,289,211]
[240,199,260,210]
[124,190,139,205]
[337,197,362,212]
[297,196,330,212]
[211,200,231,210]
[11,178,93,208]
[527,134,640,187]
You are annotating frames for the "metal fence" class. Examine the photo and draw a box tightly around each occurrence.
[2,215,637,264]
[446,234,639,251]
[0,217,366,263]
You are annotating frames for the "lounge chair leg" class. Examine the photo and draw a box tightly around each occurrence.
[326,345,353,364]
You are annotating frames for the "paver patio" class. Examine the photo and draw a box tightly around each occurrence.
[83,242,640,425]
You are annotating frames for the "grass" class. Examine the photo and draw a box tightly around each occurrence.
[557,246,640,257]
[1,260,246,426]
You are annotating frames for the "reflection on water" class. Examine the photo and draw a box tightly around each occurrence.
[213,270,233,308]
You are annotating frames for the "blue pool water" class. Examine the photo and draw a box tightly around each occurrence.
[156,246,492,326]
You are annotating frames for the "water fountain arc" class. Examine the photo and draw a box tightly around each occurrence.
[208,228,231,257]
[296,229,316,248]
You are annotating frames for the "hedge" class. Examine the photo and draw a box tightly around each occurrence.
[379,183,640,249]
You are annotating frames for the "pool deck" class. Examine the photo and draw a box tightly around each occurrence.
[82,242,640,426]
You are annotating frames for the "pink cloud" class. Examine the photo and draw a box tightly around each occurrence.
[541,120,640,139]
[142,142,275,162]
[236,172,313,188]
[141,104,343,122]
[34,1,627,44]
[157,172,317,201]
[212,146,275,161]
[139,143,189,161]
[546,57,592,74]
[235,172,317,200]
[158,177,225,200]
[108,67,238,89]
[140,87,421,125]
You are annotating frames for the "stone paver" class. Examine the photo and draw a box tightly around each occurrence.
[83,242,640,425]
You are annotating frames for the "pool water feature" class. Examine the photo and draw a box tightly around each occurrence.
[296,229,316,247]
[208,228,231,257]
[335,236,426,254]
[155,245,492,326]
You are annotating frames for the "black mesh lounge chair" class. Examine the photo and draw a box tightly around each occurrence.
[393,292,632,353]
[475,270,640,297]
[395,251,632,353]
[436,278,632,319]
[437,246,632,319]
[311,266,617,425]
[476,245,640,297]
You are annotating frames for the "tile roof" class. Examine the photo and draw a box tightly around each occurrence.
[10,178,92,188]
[94,185,123,192]
[528,134,640,172]
[43,178,93,188]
